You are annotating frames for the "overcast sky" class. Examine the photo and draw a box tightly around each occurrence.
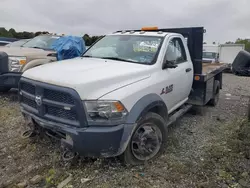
[1,0,249,43]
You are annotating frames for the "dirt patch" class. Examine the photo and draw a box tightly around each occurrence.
[0,74,250,188]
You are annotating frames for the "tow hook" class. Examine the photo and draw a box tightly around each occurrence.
[21,122,37,138]
[62,149,78,162]
[21,129,37,138]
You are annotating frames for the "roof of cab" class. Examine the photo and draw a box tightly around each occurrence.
[109,31,169,37]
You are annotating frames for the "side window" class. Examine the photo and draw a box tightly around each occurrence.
[165,38,187,64]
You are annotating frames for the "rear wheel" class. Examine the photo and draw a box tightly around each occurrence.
[248,97,250,121]
[209,80,220,106]
[121,112,167,165]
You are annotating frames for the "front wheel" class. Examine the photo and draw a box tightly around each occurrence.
[120,112,167,165]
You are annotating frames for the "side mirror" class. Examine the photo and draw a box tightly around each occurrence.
[163,60,178,69]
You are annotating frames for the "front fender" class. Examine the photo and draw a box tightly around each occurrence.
[126,93,168,124]
[21,59,55,72]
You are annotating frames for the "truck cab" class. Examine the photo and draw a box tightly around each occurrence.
[19,27,225,164]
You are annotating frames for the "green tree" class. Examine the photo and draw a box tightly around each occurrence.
[83,34,91,46]
[0,27,104,44]
[35,31,42,36]
[235,38,250,52]
[0,27,12,37]
[225,41,234,44]
[83,34,103,46]
[8,28,16,37]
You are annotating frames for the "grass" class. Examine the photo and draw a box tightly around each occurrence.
[200,119,250,187]
[1,92,250,187]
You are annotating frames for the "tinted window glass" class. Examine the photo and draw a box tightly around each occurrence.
[165,38,187,64]
[83,35,163,65]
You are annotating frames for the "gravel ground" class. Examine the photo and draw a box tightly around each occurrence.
[0,73,249,188]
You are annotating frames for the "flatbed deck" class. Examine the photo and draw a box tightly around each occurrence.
[202,62,227,74]
[195,62,227,82]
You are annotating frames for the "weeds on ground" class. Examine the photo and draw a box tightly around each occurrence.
[201,119,250,187]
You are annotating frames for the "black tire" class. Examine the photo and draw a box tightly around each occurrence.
[120,112,167,165]
[232,50,250,76]
[0,87,11,93]
[209,80,220,106]
[248,98,250,122]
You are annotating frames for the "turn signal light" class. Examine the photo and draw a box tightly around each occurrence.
[19,60,26,65]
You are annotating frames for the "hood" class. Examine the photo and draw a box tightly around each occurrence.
[0,46,55,57]
[22,57,151,99]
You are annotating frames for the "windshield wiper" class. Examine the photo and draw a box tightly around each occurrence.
[82,55,94,58]
[100,57,137,63]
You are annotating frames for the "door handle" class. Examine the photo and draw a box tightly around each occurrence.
[186,68,192,72]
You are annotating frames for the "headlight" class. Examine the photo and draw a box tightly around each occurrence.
[8,56,27,72]
[84,100,128,125]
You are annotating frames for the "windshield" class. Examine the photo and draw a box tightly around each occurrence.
[83,35,163,64]
[6,39,29,47]
[22,35,60,49]
[203,52,217,59]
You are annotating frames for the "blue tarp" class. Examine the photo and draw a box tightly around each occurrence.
[51,36,85,61]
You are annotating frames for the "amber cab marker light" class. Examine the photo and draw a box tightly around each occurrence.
[141,27,158,31]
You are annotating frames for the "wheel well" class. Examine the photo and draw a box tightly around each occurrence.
[148,106,168,121]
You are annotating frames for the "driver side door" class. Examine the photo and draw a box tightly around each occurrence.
[161,37,192,112]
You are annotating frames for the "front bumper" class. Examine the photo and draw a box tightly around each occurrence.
[21,108,136,158]
[0,72,21,89]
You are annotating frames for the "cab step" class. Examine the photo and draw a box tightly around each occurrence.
[167,104,192,126]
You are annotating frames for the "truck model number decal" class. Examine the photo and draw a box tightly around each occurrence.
[160,84,173,95]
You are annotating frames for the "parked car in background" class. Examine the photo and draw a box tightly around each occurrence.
[5,39,30,47]
[0,34,85,92]
[202,44,219,63]
[0,41,10,46]
[0,37,19,46]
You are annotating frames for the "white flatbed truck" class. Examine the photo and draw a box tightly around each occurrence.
[17,27,226,165]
